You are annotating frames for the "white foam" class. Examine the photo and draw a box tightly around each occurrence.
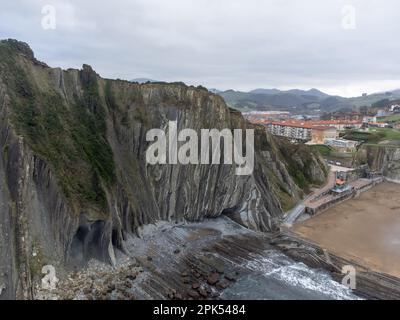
[245,250,361,300]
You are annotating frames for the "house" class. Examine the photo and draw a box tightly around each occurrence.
[243,111,290,123]
[376,109,388,117]
[324,138,359,152]
[310,126,338,144]
[266,120,312,141]
[390,104,400,112]
[369,122,390,128]
[308,120,363,131]
[330,112,362,121]
[363,116,377,124]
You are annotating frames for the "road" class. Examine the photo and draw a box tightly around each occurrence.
[284,164,343,226]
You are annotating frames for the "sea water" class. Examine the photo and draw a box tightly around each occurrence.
[221,250,360,300]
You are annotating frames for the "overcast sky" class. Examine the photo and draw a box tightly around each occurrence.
[0,0,399,97]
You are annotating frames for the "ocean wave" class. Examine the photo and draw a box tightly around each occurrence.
[244,250,361,300]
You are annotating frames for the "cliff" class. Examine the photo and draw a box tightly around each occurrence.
[0,39,327,299]
[354,144,400,181]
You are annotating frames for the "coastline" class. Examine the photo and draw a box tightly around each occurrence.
[278,182,400,300]
[272,231,400,300]
[36,217,357,300]
[35,183,400,300]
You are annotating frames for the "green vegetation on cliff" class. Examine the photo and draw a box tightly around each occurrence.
[0,40,115,212]
[262,137,328,212]
[278,140,328,191]
[0,39,330,227]
[310,144,332,157]
[343,128,400,145]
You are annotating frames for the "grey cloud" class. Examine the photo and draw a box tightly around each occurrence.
[0,0,399,96]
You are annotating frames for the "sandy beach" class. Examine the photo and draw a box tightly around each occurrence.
[293,183,400,278]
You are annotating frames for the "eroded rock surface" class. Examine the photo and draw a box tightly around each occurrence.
[354,145,400,181]
[0,39,327,299]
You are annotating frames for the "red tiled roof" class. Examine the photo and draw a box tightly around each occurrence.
[311,126,337,131]
[309,120,362,125]
[250,118,362,128]
[269,121,312,129]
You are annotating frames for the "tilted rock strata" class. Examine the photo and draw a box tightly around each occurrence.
[0,39,327,299]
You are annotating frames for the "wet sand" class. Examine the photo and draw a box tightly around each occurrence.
[293,183,400,278]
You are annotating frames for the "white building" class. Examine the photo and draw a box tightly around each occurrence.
[267,122,312,141]
[325,138,359,150]
[362,116,377,124]
[390,104,400,112]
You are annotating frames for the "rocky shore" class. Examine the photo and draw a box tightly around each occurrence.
[273,231,400,300]
[35,218,267,300]
[0,40,328,298]
[35,217,358,300]
[275,182,400,300]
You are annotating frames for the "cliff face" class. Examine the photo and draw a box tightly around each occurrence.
[354,144,400,181]
[0,39,327,299]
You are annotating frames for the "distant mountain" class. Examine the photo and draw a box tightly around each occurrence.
[288,88,330,99]
[249,88,281,95]
[248,88,329,98]
[217,88,331,113]
[389,89,400,95]
[216,87,400,113]
[347,91,400,108]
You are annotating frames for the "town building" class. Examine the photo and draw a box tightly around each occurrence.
[368,122,390,128]
[266,121,312,141]
[363,115,377,124]
[243,111,290,123]
[310,126,338,144]
[325,138,359,152]
[329,112,363,121]
[265,119,358,142]
[376,109,388,117]
[308,120,363,131]
[390,104,400,112]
